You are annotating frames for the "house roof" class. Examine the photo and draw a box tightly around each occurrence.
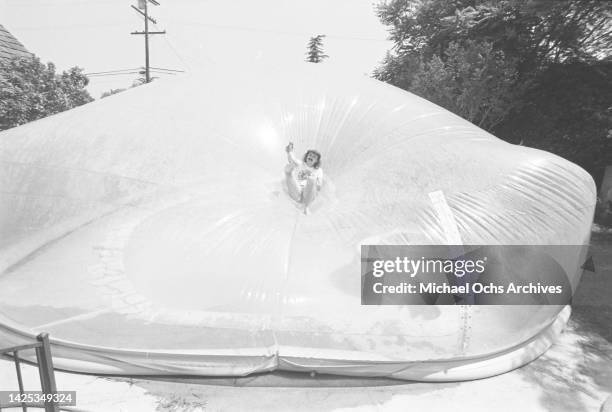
[0,24,32,62]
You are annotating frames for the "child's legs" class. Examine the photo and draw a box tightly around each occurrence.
[285,169,303,202]
[302,177,318,207]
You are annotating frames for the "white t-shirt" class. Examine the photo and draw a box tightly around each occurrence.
[295,164,323,189]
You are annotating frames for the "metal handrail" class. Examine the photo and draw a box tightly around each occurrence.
[0,333,58,412]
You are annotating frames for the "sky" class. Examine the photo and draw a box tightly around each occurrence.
[0,0,393,98]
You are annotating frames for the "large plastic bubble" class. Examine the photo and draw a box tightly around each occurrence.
[0,63,595,380]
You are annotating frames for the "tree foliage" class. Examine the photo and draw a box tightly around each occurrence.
[409,40,524,129]
[374,0,612,180]
[306,35,329,63]
[100,88,127,99]
[496,60,612,174]
[377,0,611,75]
[0,56,93,131]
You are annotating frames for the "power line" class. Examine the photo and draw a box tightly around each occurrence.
[149,66,184,72]
[152,21,191,71]
[166,18,389,43]
[149,70,177,75]
[9,23,129,31]
[87,68,180,78]
[86,72,141,77]
[87,77,135,84]
[84,68,141,76]
[6,0,119,8]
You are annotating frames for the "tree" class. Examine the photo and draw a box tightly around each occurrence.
[0,56,93,130]
[375,0,611,113]
[306,35,329,63]
[376,0,611,76]
[495,60,612,180]
[374,0,611,180]
[409,40,524,130]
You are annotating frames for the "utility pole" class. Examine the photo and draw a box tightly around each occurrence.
[131,0,165,83]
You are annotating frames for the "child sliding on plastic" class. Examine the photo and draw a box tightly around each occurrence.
[285,142,323,214]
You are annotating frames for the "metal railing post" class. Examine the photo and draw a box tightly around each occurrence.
[1,334,60,412]
[13,351,27,412]
[35,333,58,412]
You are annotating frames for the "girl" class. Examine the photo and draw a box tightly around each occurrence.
[285,142,323,214]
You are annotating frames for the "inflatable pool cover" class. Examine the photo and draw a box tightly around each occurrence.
[0,64,596,381]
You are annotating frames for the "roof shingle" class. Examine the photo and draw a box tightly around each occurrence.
[0,24,32,62]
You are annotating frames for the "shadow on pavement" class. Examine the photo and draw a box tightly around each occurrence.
[517,235,612,412]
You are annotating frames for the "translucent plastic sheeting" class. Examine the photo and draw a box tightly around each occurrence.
[0,63,596,381]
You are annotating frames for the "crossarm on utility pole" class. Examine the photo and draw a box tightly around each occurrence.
[131,31,166,35]
[130,5,157,24]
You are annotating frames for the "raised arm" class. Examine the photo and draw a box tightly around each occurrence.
[285,142,300,166]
